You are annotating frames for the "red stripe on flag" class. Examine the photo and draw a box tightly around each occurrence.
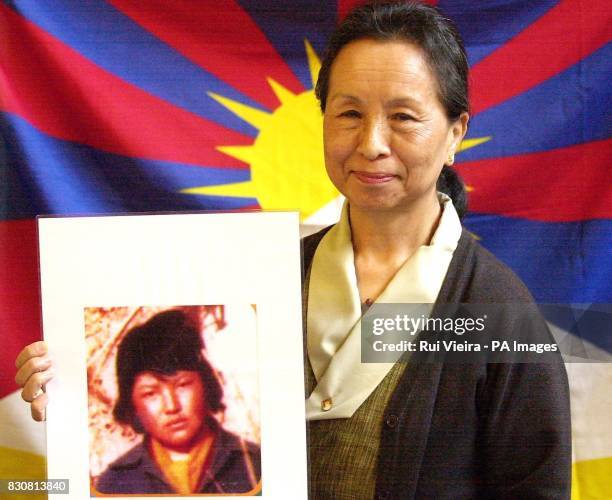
[0,3,251,169]
[108,0,305,109]
[338,0,438,21]
[456,139,612,222]
[0,220,40,399]
[470,0,611,115]
[338,1,366,20]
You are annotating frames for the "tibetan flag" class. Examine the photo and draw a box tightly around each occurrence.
[1,1,610,498]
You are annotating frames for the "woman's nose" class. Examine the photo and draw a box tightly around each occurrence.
[356,119,391,160]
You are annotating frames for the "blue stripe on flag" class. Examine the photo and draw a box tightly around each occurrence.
[462,44,612,161]
[1,112,255,219]
[465,214,612,304]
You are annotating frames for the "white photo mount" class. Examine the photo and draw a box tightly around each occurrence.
[38,211,307,499]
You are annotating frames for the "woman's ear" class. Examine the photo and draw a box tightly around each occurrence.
[448,112,469,156]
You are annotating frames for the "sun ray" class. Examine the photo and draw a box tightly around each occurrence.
[458,136,491,152]
[304,39,321,87]
[459,137,490,228]
[215,145,258,164]
[207,92,272,131]
[182,181,257,198]
[266,78,297,105]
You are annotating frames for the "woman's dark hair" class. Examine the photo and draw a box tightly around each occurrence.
[315,1,469,217]
[113,310,225,433]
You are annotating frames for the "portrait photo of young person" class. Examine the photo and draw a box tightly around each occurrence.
[85,306,261,496]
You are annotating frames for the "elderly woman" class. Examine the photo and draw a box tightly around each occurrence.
[16,2,570,498]
[304,2,570,498]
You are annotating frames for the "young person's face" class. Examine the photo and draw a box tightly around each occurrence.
[131,370,207,452]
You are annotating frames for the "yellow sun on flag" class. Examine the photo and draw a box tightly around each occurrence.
[183,41,491,221]
[182,41,336,221]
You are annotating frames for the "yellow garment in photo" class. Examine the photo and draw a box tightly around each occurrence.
[150,433,215,494]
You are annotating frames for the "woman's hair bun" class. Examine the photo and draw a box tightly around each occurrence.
[437,166,467,219]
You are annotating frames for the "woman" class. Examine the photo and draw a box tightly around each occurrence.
[16,2,571,498]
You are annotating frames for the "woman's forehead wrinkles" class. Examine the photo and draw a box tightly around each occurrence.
[328,93,362,104]
[328,68,436,99]
[331,67,429,83]
[327,92,425,109]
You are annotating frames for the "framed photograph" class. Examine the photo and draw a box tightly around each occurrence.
[38,212,307,499]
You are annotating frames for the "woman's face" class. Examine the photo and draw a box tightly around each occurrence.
[323,39,468,213]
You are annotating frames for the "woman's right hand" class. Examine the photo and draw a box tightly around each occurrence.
[14,341,53,421]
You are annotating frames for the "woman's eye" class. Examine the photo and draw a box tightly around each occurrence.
[338,110,361,118]
[392,113,414,122]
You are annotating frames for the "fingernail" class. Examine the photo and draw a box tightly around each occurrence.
[32,388,43,399]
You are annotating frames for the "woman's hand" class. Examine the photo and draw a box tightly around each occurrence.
[14,341,53,421]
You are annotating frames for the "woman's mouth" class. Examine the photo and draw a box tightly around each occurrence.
[352,171,396,184]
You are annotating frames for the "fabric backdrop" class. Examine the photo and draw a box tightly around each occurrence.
[1,1,610,498]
